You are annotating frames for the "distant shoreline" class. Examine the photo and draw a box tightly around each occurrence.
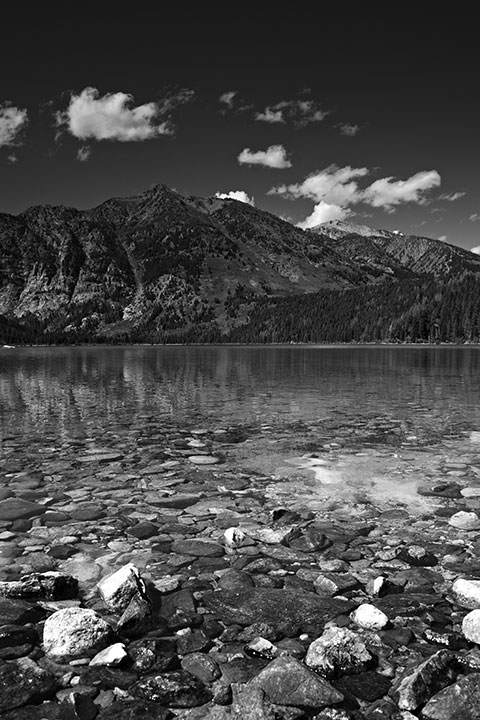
[3,341,480,350]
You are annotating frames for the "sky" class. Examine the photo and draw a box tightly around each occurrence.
[1,2,479,251]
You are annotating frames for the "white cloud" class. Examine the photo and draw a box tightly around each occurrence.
[469,213,480,222]
[7,153,18,164]
[77,145,91,162]
[471,245,480,255]
[438,235,447,242]
[255,108,285,123]
[238,144,292,169]
[270,165,368,205]
[255,98,328,126]
[297,202,351,229]
[270,165,442,227]
[439,191,466,202]
[0,102,28,147]
[215,190,254,205]
[56,87,193,142]
[219,91,237,109]
[338,123,360,137]
[362,170,441,210]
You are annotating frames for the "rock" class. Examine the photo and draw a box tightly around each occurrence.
[0,498,45,521]
[89,642,127,666]
[335,671,391,702]
[43,607,115,661]
[0,657,57,712]
[218,569,255,591]
[313,573,360,596]
[97,563,148,614]
[461,488,480,498]
[448,511,480,530]
[0,597,44,624]
[0,571,78,600]
[181,652,221,683]
[305,626,373,678]
[422,673,480,719]
[188,455,220,465]
[390,649,456,711]
[203,588,354,636]
[96,699,171,719]
[171,539,225,557]
[350,603,389,630]
[0,623,38,650]
[117,593,153,637]
[60,693,99,720]
[397,545,438,566]
[249,655,343,708]
[127,522,159,539]
[230,684,276,719]
[71,504,105,521]
[288,527,333,553]
[224,527,247,548]
[452,578,480,609]
[462,609,480,643]
[249,526,299,545]
[245,636,279,660]
[152,574,182,593]
[131,670,212,707]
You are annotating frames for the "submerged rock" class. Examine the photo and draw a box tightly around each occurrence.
[305,626,373,678]
[131,669,212,707]
[249,655,343,708]
[390,649,456,711]
[0,657,57,712]
[422,673,480,719]
[0,572,78,600]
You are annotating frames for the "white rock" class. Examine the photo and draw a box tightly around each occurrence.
[305,626,372,677]
[367,576,388,597]
[97,563,146,613]
[249,525,298,545]
[350,603,389,630]
[462,609,480,643]
[152,575,182,593]
[460,487,480,497]
[452,578,480,609]
[448,511,480,530]
[188,455,220,465]
[43,607,114,660]
[224,527,246,548]
[89,642,127,666]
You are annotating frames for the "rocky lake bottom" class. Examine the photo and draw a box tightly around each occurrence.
[3,406,480,718]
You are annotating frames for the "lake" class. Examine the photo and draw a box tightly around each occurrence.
[2,345,480,514]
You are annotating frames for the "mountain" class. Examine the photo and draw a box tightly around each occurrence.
[310,220,480,277]
[0,185,479,344]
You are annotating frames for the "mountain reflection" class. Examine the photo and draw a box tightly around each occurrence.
[1,346,480,445]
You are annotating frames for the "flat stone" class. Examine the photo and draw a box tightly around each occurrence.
[181,652,221,683]
[89,642,127,666]
[203,588,354,636]
[335,671,391,702]
[249,655,343,708]
[397,545,438,566]
[43,607,114,661]
[305,626,373,678]
[0,597,45,625]
[0,498,45,521]
[171,539,225,557]
[95,699,171,719]
[0,657,57,712]
[188,455,220,465]
[0,572,78,600]
[131,670,212,707]
[422,673,480,719]
[390,649,456,711]
[70,504,106,521]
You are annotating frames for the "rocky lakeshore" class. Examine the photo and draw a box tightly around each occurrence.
[2,419,480,718]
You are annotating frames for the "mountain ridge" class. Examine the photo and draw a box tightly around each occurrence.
[0,184,479,343]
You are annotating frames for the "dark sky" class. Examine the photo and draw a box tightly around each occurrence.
[1,2,479,250]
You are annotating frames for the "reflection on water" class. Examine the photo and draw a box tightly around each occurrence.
[1,345,480,446]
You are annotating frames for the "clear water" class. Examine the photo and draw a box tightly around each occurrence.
[2,345,480,513]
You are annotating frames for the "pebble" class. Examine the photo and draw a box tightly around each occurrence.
[350,603,389,630]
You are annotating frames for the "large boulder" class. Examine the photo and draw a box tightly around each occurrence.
[43,607,114,661]
[422,673,480,719]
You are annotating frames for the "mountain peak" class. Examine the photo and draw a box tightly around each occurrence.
[310,219,393,239]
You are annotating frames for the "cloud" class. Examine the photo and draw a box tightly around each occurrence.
[338,123,360,137]
[439,191,466,202]
[238,144,292,169]
[77,145,91,162]
[7,153,18,164]
[470,213,480,222]
[0,102,28,147]
[270,164,442,228]
[56,87,193,142]
[255,98,328,126]
[255,108,285,123]
[362,170,441,210]
[438,235,447,242]
[215,190,254,206]
[270,165,368,205]
[471,246,480,255]
[298,202,351,229]
[219,91,237,110]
